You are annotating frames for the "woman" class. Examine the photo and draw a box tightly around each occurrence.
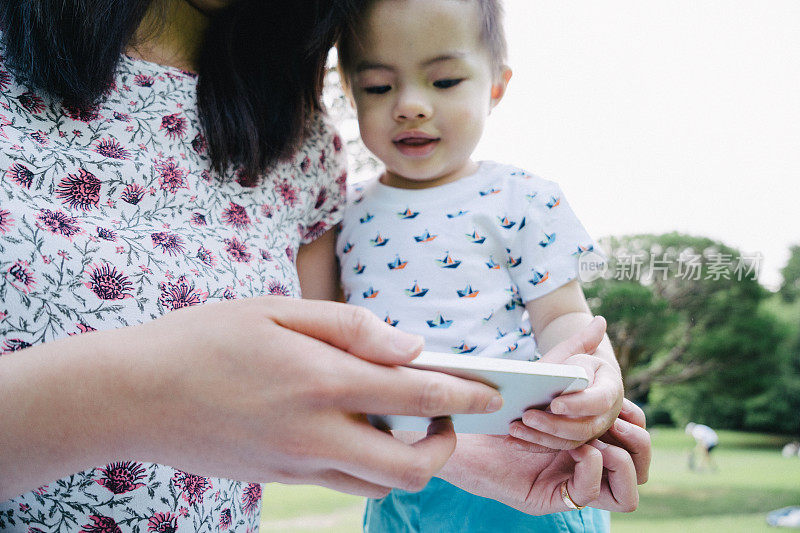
[0,0,649,531]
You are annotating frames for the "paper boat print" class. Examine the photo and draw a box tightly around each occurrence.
[436,251,461,269]
[362,287,379,299]
[398,207,419,219]
[370,233,389,247]
[498,216,516,229]
[387,256,408,270]
[414,230,437,243]
[466,229,486,244]
[539,232,556,248]
[457,285,479,298]
[573,244,595,256]
[529,270,550,286]
[452,342,477,354]
[405,281,429,297]
[426,313,453,329]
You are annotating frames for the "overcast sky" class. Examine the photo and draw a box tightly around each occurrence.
[470,0,799,289]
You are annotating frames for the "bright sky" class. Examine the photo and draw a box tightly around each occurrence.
[472,0,800,289]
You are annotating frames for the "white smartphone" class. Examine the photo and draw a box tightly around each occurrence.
[369,351,589,434]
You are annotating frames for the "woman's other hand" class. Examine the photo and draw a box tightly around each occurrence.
[437,398,650,514]
[0,297,502,500]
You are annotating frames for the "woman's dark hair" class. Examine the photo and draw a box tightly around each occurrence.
[0,0,362,186]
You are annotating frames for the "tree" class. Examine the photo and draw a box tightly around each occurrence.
[584,233,785,429]
[744,294,800,435]
[779,245,800,303]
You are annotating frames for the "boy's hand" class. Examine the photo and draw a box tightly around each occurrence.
[508,317,624,451]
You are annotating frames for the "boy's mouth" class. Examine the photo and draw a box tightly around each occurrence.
[393,131,440,157]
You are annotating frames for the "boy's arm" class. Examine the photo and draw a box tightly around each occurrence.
[514,280,624,450]
[296,227,341,301]
[527,280,618,372]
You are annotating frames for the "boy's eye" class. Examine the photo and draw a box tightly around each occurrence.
[433,78,463,89]
[364,85,391,95]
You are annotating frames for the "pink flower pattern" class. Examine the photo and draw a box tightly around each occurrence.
[147,512,178,533]
[55,168,102,211]
[6,162,33,188]
[155,158,189,193]
[93,138,130,159]
[242,483,263,516]
[221,202,251,230]
[95,461,147,494]
[158,275,209,310]
[0,208,13,234]
[172,471,212,506]
[80,515,122,533]
[0,42,344,532]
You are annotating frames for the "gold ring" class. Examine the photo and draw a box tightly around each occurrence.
[561,481,586,510]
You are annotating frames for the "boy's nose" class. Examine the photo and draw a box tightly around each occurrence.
[393,93,433,122]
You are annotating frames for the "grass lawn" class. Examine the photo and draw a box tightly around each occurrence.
[260,428,800,532]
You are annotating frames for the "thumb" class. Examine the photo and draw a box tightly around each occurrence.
[264,296,424,365]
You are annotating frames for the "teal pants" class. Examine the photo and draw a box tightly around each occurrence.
[364,478,610,532]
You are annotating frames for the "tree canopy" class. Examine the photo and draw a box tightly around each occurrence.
[585,233,796,432]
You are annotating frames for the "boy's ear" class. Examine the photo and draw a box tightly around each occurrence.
[489,66,513,109]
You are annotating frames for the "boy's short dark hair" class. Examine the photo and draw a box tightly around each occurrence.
[338,0,508,82]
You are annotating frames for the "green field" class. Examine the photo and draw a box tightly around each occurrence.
[260,428,800,532]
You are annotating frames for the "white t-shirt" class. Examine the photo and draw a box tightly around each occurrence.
[338,161,599,360]
[691,424,719,447]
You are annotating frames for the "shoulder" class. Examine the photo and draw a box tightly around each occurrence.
[345,177,380,208]
[304,114,344,153]
[478,161,565,210]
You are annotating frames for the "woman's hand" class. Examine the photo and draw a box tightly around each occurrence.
[435,398,650,514]
[0,297,502,501]
[598,398,651,484]
[509,317,624,451]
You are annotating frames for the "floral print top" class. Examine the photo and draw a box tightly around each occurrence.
[0,40,347,532]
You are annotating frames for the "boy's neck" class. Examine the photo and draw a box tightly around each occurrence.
[380,160,480,190]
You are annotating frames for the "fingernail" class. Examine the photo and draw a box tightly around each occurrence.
[550,402,565,415]
[591,439,608,450]
[613,419,627,434]
[392,333,424,356]
[486,395,503,413]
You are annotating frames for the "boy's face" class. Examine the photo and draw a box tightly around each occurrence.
[348,0,508,189]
